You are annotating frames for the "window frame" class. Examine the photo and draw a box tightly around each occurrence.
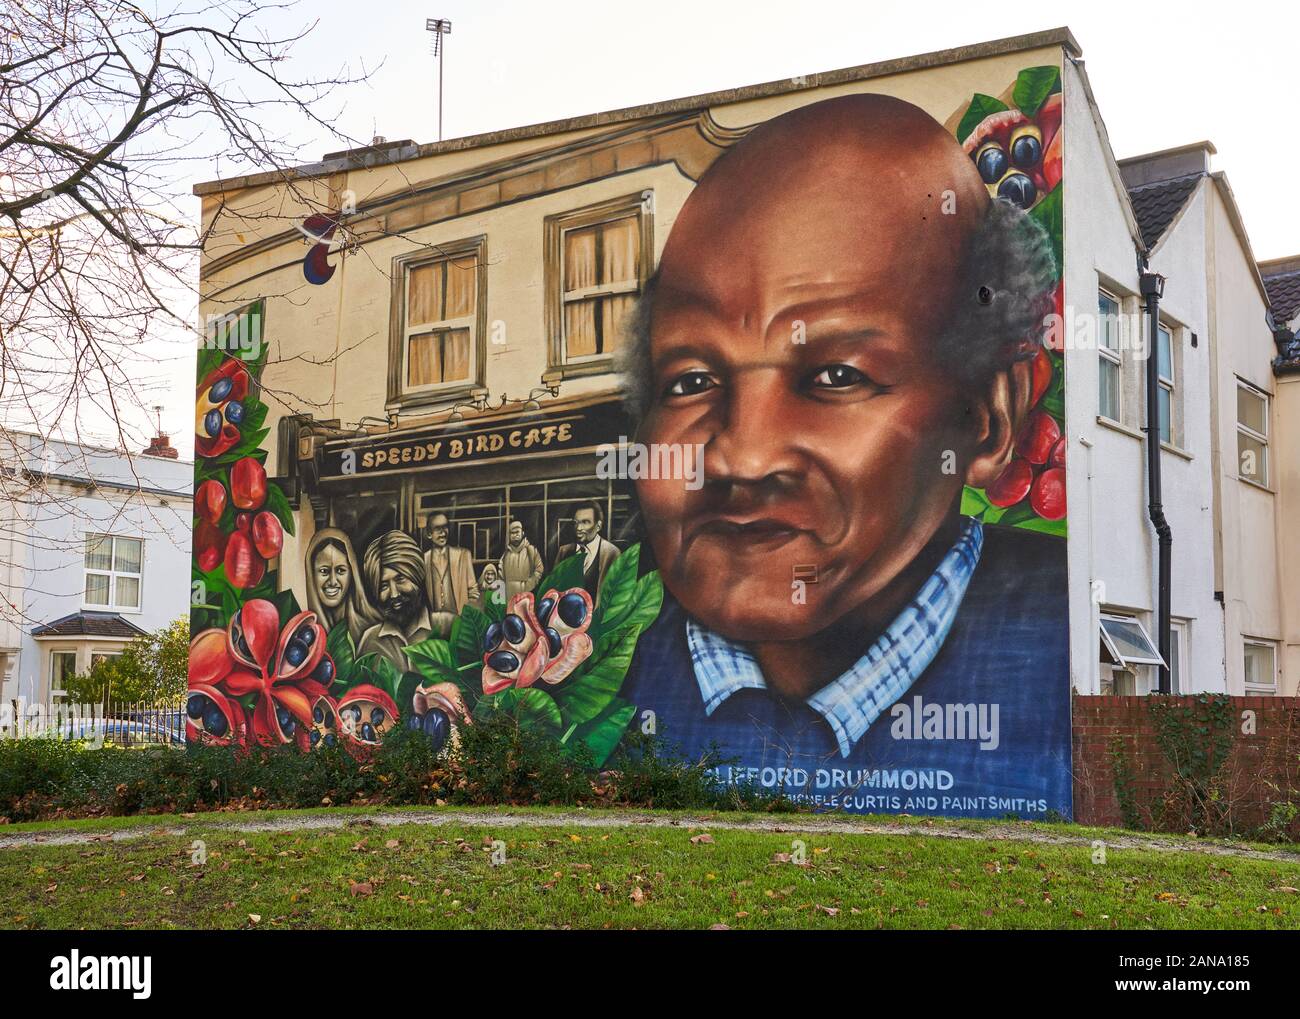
[1243,638,1278,694]
[50,649,78,694]
[386,235,488,412]
[544,192,654,380]
[83,533,143,612]
[1235,378,1270,488]
[1097,288,1123,423]
[1155,321,1176,446]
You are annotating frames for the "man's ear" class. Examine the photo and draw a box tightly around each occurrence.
[963,358,1035,489]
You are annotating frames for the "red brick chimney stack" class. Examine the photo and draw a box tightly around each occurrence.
[143,432,179,459]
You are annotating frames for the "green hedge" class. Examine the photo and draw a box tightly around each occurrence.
[0,718,798,822]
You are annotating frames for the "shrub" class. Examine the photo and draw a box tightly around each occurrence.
[0,722,804,822]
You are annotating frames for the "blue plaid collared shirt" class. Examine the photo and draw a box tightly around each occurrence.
[686,517,985,759]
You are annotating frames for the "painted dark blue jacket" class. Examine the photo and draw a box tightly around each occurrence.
[620,524,1072,818]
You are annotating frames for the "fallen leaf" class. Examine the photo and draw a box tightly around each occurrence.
[690,833,714,845]
[350,881,374,898]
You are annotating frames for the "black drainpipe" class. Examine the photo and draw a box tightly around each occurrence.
[1139,265,1172,693]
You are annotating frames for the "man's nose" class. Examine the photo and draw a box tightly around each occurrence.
[703,371,806,487]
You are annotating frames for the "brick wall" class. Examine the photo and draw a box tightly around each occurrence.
[1072,695,1300,836]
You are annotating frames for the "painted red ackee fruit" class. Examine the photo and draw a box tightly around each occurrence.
[1030,466,1067,520]
[985,458,1034,508]
[194,520,226,573]
[1030,347,1054,407]
[481,588,594,695]
[336,684,400,759]
[194,358,251,459]
[1049,436,1067,469]
[224,530,265,590]
[230,456,267,510]
[194,479,226,526]
[189,601,333,751]
[1014,409,1061,466]
[251,511,283,560]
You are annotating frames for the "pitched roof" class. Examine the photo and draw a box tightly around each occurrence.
[1262,267,1300,324]
[1126,172,1204,248]
[31,611,149,640]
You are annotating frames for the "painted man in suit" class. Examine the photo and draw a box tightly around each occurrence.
[619,93,1070,818]
[423,511,479,637]
[556,501,620,599]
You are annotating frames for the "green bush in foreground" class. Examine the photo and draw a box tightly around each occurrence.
[0,715,798,822]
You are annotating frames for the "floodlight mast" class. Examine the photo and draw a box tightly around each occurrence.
[425,18,453,142]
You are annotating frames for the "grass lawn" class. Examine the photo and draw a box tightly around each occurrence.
[2,810,1298,929]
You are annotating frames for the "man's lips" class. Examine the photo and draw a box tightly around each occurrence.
[687,513,814,550]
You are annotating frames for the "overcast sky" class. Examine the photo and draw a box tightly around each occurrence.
[24,0,1300,458]
[311,0,1296,258]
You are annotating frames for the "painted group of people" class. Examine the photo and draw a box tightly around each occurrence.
[303,501,620,673]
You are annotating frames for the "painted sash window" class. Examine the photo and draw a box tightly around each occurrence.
[1236,379,1269,486]
[405,254,477,388]
[388,236,487,410]
[84,534,142,610]
[545,193,652,377]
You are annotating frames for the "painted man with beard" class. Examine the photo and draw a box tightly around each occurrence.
[357,530,432,673]
[618,93,1070,818]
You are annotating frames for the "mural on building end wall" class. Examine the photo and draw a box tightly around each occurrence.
[190,63,1070,818]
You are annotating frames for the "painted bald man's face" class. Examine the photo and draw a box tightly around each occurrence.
[635,96,997,642]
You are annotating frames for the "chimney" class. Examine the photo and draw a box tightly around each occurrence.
[143,432,179,459]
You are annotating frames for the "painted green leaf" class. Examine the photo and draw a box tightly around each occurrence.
[326,623,356,689]
[264,481,296,537]
[450,605,492,667]
[956,94,1008,143]
[536,552,584,597]
[404,637,457,682]
[594,544,640,630]
[574,699,637,767]
[1030,184,1063,273]
[552,625,640,726]
[1013,515,1068,539]
[1012,66,1061,117]
[475,687,563,735]
[272,589,301,627]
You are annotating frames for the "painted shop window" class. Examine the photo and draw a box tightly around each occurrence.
[1156,322,1176,445]
[84,534,142,611]
[1243,639,1278,695]
[388,236,487,409]
[1236,379,1270,487]
[1097,289,1122,422]
[545,193,652,377]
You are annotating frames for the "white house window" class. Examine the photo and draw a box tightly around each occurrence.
[1243,639,1278,694]
[50,651,78,692]
[1099,613,1165,695]
[1168,619,1188,695]
[1156,322,1175,444]
[403,252,478,391]
[84,534,142,610]
[1236,380,1270,486]
[1098,290,1122,421]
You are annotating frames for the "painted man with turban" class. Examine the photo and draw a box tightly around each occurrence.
[357,530,432,672]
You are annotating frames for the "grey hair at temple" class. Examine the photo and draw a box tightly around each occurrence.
[615,196,1058,432]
